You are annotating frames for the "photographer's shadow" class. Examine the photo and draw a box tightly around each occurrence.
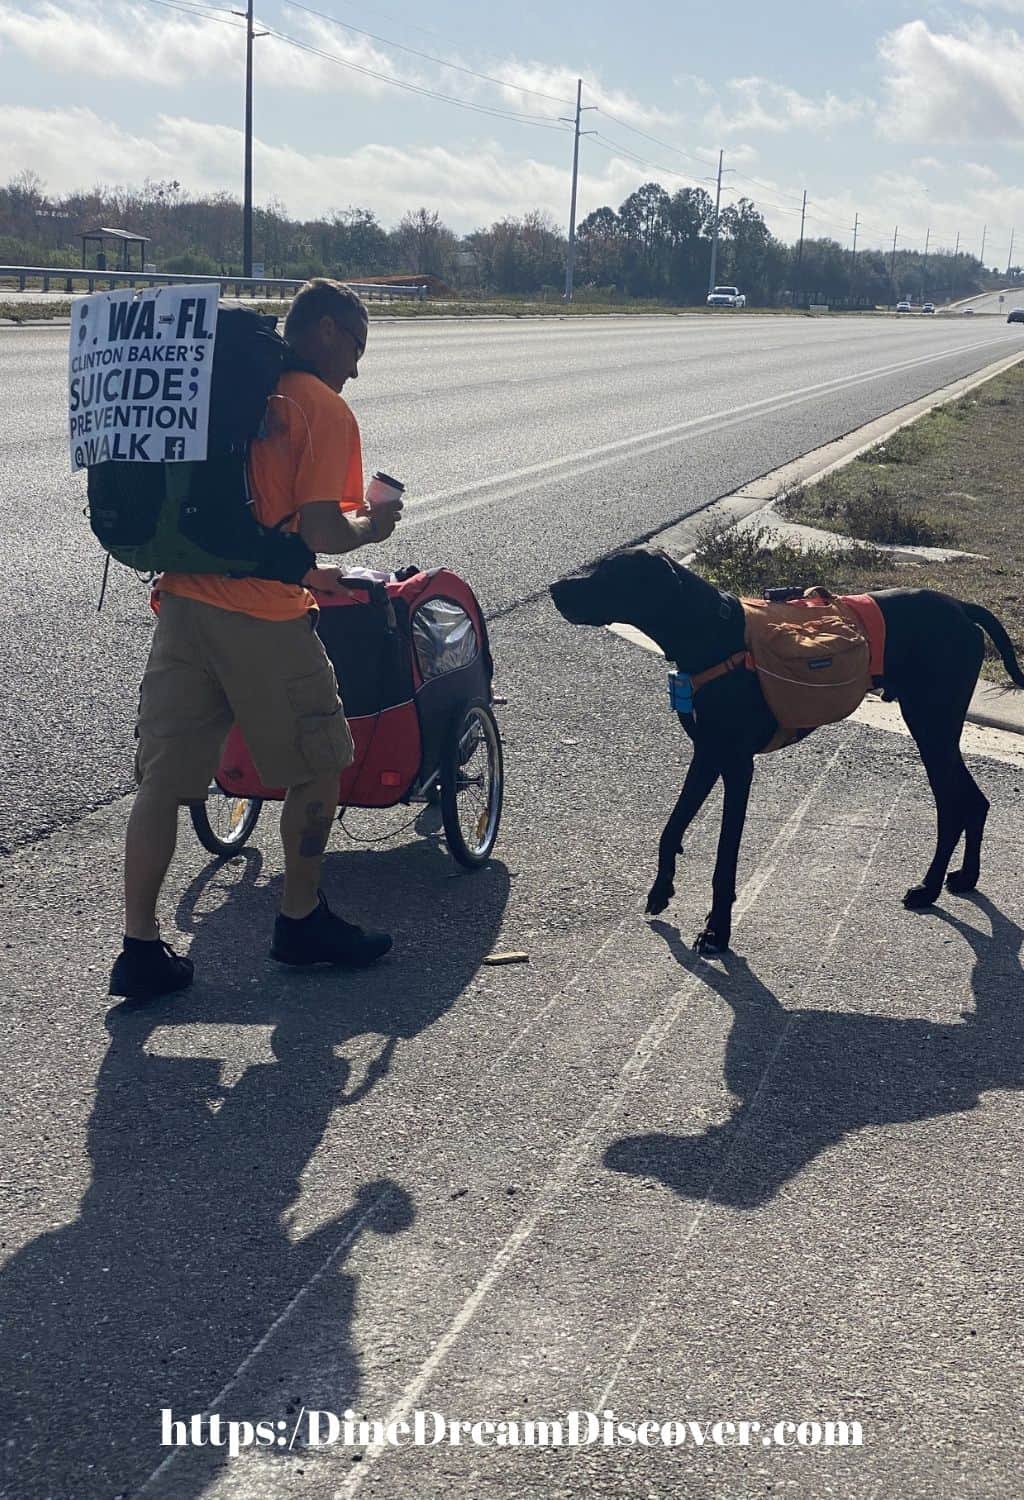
[605,897,1024,1209]
[0,832,509,1500]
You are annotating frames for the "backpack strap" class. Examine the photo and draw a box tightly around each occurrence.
[690,649,751,694]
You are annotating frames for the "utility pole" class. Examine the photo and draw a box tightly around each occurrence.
[850,212,859,308]
[793,189,807,306]
[851,212,859,259]
[954,230,960,258]
[243,0,254,277]
[922,226,930,300]
[1007,228,1016,279]
[707,150,724,295]
[889,225,898,307]
[979,223,987,268]
[561,79,595,302]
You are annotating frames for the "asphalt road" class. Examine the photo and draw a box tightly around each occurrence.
[957,286,1024,316]
[3,311,1024,852]
[3,315,1024,1499]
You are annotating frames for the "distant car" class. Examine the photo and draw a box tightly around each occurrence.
[1008,308,1024,324]
[922,302,935,314]
[706,286,746,308]
[896,301,912,312]
[963,307,976,315]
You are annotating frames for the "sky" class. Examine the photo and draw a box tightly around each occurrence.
[1,0,1022,263]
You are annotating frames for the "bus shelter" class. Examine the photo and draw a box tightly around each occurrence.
[80,228,149,273]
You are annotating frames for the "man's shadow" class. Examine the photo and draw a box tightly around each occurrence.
[0,834,509,1500]
[605,896,1024,1209]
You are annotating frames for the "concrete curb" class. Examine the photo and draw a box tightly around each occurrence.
[637,345,1024,741]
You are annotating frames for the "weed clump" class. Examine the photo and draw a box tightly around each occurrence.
[692,523,885,597]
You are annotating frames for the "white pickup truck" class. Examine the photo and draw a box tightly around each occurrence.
[706,286,746,308]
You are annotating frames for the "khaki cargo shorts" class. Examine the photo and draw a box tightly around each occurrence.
[135,594,355,801]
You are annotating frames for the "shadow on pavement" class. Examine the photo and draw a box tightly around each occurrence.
[605,896,1024,1208]
[0,833,508,1500]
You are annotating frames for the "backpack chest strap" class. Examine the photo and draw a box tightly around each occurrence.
[669,650,751,714]
[690,650,752,694]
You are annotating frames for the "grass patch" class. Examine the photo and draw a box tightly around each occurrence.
[0,300,69,323]
[746,361,1024,682]
[780,482,955,547]
[693,523,886,597]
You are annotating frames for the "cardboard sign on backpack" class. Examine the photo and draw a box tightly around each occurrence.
[77,299,316,583]
[69,285,219,471]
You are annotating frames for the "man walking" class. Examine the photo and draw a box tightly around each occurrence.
[109,280,403,1000]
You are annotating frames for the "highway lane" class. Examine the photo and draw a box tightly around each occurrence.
[3,312,1022,851]
[960,286,1024,316]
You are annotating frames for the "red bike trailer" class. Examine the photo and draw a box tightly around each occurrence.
[190,567,503,868]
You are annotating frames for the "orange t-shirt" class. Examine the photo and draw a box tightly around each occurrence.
[159,371,365,620]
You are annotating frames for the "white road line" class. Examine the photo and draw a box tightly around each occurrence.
[335,748,847,1499]
[591,783,906,1416]
[133,834,688,1496]
[402,335,1003,527]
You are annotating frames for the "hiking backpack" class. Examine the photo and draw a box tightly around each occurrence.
[740,589,874,730]
[85,306,315,582]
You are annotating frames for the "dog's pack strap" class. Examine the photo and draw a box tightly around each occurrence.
[690,650,750,695]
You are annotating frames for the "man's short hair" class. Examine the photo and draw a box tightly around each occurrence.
[284,278,368,354]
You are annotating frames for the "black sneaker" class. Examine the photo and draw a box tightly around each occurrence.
[271,892,392,969]
[109,938,194,1000]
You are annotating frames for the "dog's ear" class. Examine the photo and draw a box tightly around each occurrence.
[646,545,688,579]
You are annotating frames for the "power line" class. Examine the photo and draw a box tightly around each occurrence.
[137,0,245,26]
[726,170,807,207]
[264,25,572,128]
[279,0,576,106]
[592,107,720,172]
[589,132,710,186]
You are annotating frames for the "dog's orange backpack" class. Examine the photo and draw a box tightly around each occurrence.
[740,588,877,732]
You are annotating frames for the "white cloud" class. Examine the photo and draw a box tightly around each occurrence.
[0,1,662,137]
[878,19,1024,142]
[961,0,1024,13]
[705,77,866,136]
[672,72,714,98]
[0,0,242,82]
[0,0,394,91]
[487,60,678,131]
[0,103,682,230]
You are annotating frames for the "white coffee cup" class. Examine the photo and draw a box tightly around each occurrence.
[365,470,405,509]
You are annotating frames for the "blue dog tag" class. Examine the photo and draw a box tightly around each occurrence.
[668,670,694,714]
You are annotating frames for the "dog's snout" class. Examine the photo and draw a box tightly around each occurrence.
[550,574,597,625]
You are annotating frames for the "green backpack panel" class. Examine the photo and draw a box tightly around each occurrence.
[86,307,315,583]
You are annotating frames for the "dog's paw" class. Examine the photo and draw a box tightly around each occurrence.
[693,920,730,955]
[903,883,940,910]
[945,868,979,895]
[645,879,675,916]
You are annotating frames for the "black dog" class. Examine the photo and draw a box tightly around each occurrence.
[550,547,1024,953]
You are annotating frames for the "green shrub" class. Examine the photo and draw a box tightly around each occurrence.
[840,490,954,547]
[692,523,884,596]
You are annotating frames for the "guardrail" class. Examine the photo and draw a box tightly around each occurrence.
[0,266,429,301]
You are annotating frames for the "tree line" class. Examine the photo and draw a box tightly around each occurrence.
[2,169,1013,306]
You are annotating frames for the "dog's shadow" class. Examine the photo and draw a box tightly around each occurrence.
[604,896,1024,1207]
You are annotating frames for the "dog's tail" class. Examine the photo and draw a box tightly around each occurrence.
[962,602,1024,688]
